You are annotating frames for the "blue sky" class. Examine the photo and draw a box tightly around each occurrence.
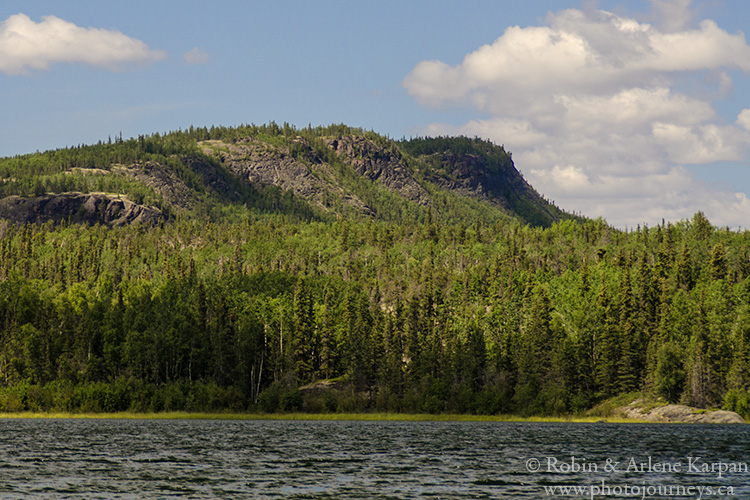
[2,0,750,228]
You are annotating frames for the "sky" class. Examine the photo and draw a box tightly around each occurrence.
[2,0,750,229]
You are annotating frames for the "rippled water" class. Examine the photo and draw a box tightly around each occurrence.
[0,418,747,499]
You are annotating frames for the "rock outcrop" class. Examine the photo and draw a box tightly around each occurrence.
[619,400,745,424]
[426,151,559,227]
[201,138,331,200]
[0,192,163,226]
[200,138,376,216]
[113,162,197,209]
[326,136,430,205]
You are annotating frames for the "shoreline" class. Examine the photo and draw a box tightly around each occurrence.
[0,411,648,423]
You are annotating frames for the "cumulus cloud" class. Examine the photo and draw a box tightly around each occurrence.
[738,109,750,131]
[403,2,750,228]
[183,47,211,65]
[0,13,166,75]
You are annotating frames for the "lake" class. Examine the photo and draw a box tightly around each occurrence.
[0,418,747,498]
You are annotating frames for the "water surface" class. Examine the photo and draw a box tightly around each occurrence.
[0,418,747,498]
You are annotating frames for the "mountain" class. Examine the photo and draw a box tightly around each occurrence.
[0,123,574,227]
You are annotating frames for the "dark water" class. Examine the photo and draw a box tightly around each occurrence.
[0,418,747,499]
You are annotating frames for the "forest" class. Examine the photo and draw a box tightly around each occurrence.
[0,125,749,418]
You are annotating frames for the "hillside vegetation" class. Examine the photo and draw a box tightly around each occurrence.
[0,123,569,227]
[0,124,748,419]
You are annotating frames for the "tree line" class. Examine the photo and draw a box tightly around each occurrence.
[0,211,749,416]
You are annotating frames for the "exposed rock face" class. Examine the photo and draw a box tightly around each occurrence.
[0,192,162,226]
[427,151,558,226]
[201,138,330,199]
[193,134,569,225]
[200,138,375,216]
[198,135,435,217]
[619,401,745,424]
[114,162,197,209]
[428,152,492,196]
[114,159,245,209]
[326,136,430,205]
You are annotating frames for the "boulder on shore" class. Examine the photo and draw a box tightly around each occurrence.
[619,400,744,424]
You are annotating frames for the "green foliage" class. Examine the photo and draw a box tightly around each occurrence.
[654,342,686,403]
[0,125,747,417]
[399,135,576,227]
[1,123,575,229]
[724,389,750,419]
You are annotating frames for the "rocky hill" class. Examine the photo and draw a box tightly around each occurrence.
[0,124,574,227]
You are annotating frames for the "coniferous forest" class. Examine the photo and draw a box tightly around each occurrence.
[1,124,749,418]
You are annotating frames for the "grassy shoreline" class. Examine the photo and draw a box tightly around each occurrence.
[0,411,642,423]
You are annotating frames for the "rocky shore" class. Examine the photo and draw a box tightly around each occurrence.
[618,400,745,424]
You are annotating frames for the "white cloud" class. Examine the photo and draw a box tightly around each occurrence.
[524,164,750,229]
[738,109,750,131]
[422,118,547,149]
[652,122,747,164]
[184,47,211,65]
[403,3,750,228]
[0,13,166,75]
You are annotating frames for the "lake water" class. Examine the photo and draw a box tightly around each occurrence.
[0,418,747,499]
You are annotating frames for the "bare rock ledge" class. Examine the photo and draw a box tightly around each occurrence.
[619,400,745,424]
[0,192,163,226]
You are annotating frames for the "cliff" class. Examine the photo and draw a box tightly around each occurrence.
[0,192,162,226]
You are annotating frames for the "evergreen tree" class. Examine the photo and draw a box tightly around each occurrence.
[676,244,695,290]
[617,271,639,393]
[686,293,724,408]
[514,284,565,414]
[292,279,316,382]
[654,342,686,403]
[710,243,728,281]
[595,281,620,398]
